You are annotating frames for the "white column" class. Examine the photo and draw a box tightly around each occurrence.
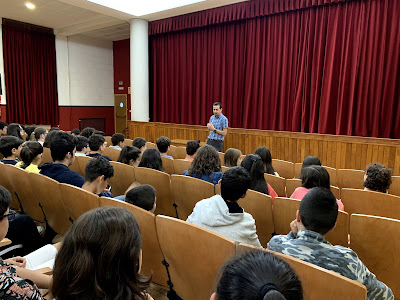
[130,19,149,122]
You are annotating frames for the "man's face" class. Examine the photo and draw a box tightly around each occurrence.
[213,105,222,117]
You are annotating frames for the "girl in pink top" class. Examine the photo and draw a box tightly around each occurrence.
[290,165,344,211]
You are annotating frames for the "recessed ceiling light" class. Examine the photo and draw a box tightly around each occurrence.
[25,2,36,10]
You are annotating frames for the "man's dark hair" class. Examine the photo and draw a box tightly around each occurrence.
[94,130,105,136]
[111,133,125,146]
[81,127,95,138]
[186,140,200,156]
[25,126,36,141]
[71,128,80,135]
[213,102,222,109]
[34,127,47,140]
[84,157,114,183]
[126,184,156,212]
[0,136,23,157]
[43,130,62,148]
[299,187,338,235]
[363,163,392,193]
[300,166,330,189]
[7,123,22,139]
[88,134,105,151]
[75,136,89,152]
[301,156,321,170]
[50,132,76,162]
[0,186,12,215]
[156,136,171,153]
[132,137,146,149]
[221,166,251,201]
[0,122,7,131]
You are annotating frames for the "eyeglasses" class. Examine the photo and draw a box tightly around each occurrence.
[1,210,16,221]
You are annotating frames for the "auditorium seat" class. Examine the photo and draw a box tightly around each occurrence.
[59,183,100,222]
[341,188,400,219]
[172,159,191,175]
[237,190,274,247]
[0,163,20,210]
[146,142,157,149]
[168,146,186,159]
[286,178,302,197]
[218,152,224,164]
[134,167,175,217]
[272,159,295,179]
[29,173,71,235]
[102,147,121,161]
[264,173,286,197]
[294,162,302,178]
[221,166,229,173]
[42,147,52,164]
[76,156,91,176]
[69,157,81,175]
[238,244,367,300]
[108,161,136,197]
[324,166,338,187]
[161,157,175,175]
[350,214,399,297]
[4,165,44,222]
[155,215,236,300]
[337,169,365,189]
[388,176,400,197]
[104,136,112,146]
[170,175,214,220]
[99,197,168,287]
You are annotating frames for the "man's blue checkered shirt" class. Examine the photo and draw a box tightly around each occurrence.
[208,113,228,141]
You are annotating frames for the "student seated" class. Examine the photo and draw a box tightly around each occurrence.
[241,154,278,199]
[290,165,344,211]
[80,127,95,138]
[74,136,89,156]
[117,146,141,167]
[185,140,200,161]
[0,136,23,165]
[16,142,43,173]
[43,130,62,148]
[363,163,392,193]
[25,126,37,141]
[156,136,173,159]
[224,148,243,167]
[70,128,80,136]
[87,134,111,161]
[110,133,125,150]
[301,156,321,169]
[82,157,114,198]
[33,128,47,146]
[183,145,222,185]
[125,184,156,213]
[187,166,262,247]
[254,146,279,176]
[7,123,24,139]
[267,187,393,300]
[211,250,303,300]
[138,148,163,172]
[52,207,153,300]
[132,137,147,153]
[39,132,84,188]
[0,122,7,136]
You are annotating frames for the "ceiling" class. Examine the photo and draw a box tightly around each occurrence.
[0,0,248,41]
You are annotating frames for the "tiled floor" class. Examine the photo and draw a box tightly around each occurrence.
[148,283,169,300]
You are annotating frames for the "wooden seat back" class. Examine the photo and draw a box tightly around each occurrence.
[161,157,175,175]
[76,156,92,176]
[341,188,400,219]
[59,183,100,222]
[273,197,349,247]
[237,190,274,246]
[4,165,44,221]
[125,138,133,145]
[168,146,186,159]
[29,173,71,234]
[102,147,121,161]
[155,215,236,300]
[337,169,365,189]
[350,214,399,297]
[0,163,20,210]
[170,175,215,220]
[146,142,157,149]
[99,197,168,287]
[218,152,224,164]
[108,162,136,197]
[294,162,302,178]
[388,176,400,197]
[69,157,81,174]
[42,147,52,164]
[264,173,286,197]
[286,178,302,197]
[238,244,367,300]
[172,159,191,175]
[134,167,175,217]
[324,166,338,187]
[104,136,112,146]
[221,166,229,173]
[272,159,295,179]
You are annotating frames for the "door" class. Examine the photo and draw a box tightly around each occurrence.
[114,94,127,135]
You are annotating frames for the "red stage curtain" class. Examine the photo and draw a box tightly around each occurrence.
[149,0,400,138]
[2,19,59,126]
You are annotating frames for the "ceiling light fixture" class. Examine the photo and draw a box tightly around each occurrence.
[25,2,36,9]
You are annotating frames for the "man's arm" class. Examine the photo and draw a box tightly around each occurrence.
[214,128,228,136]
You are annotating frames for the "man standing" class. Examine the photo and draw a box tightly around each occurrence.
[206,102,228,152]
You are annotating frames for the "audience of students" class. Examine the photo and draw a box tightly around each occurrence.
[74,136,89,156]
[110,133,125,150]
[138,148,163,172]
[224,148,242,167]
[0,136,23,165]
[267,187,393,300]
[363,163,392,193]
[82,157,114,197]
[16,142,43,173]
[156,136,173,159]
[254,146,278,176]
[87,134,111,161]
[183,145,222,185]
[211,250,303,300]
[0,122,8,136]
[117,146,141,167]
[125,184,156,213]
[185,140,200,161]
[70,128,80,136]
[52,207,152,300]
[43,130,61,148]
[7,123,24,140]
[290,165,344,211]
[132,137,147,153]
[33,128,47,146]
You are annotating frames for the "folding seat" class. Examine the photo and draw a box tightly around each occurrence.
[172,159,191,175]
[272,159,295,179]
[108,161,136,197]
[102,147,121,161]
